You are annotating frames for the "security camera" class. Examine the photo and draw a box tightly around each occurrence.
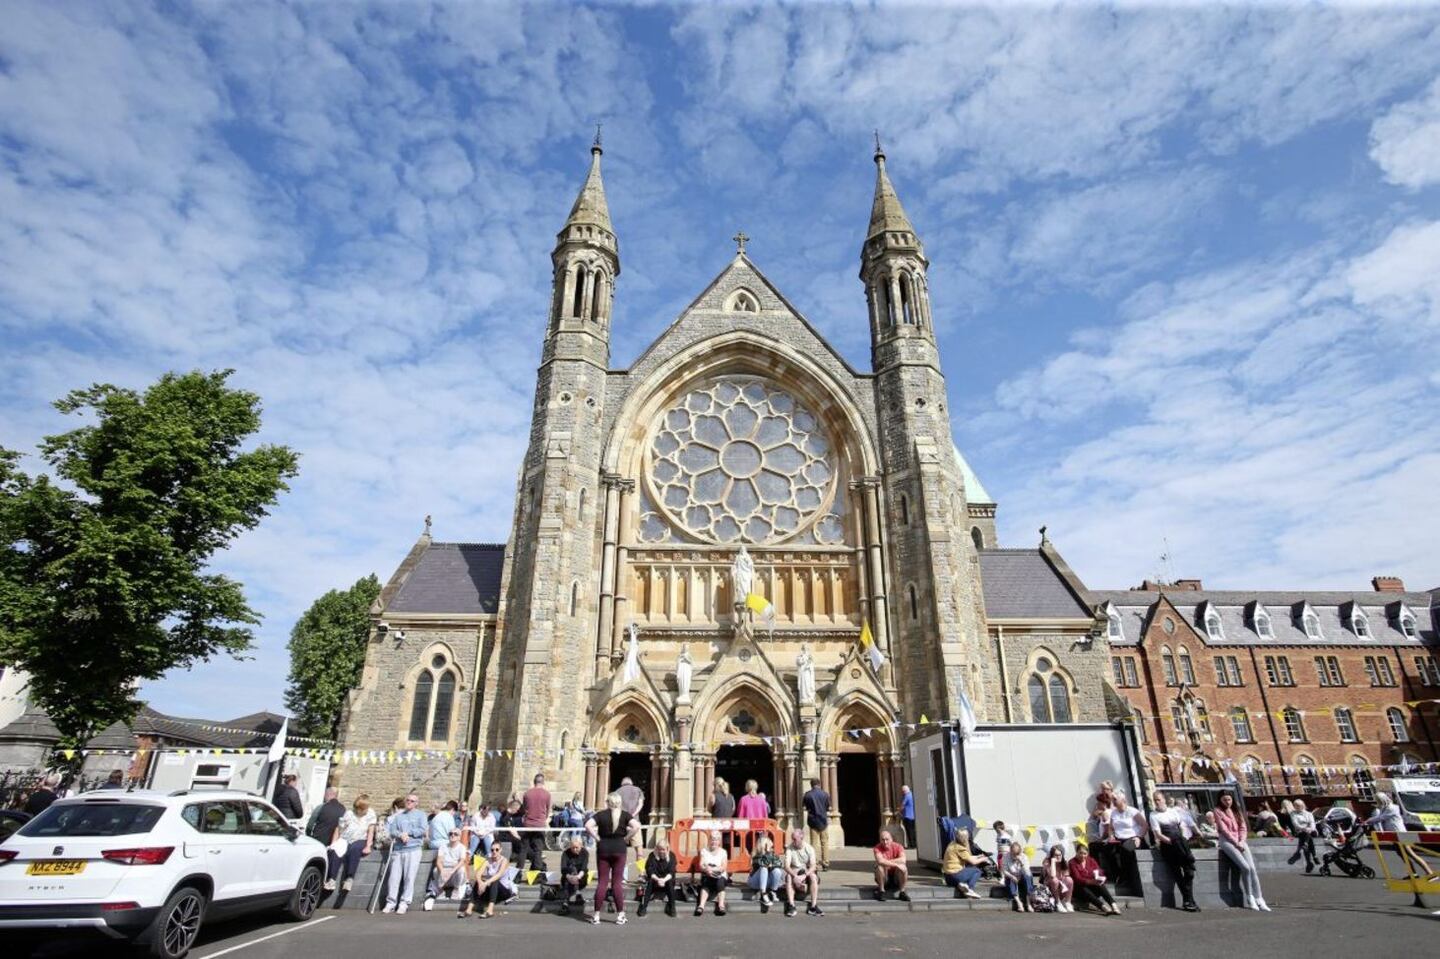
[376,621,390,633]
[393,629,407,642]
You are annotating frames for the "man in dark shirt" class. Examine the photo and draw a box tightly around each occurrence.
[521,773,552,872]
[802,778,832,870]
[557,835,589,914]
[307,787,346,886]
[273,773,305,820]
[23,777,59,816]
[98,769,125,790]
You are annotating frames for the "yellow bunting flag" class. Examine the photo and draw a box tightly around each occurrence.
[919,714,930,726]
[525,870,540,885]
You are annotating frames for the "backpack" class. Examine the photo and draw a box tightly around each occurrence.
[1030,884,1056,913]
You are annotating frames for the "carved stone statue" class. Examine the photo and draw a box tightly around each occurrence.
[676,643,693,704]
[622,623,641,685]
[797,643,816,704]
[731,544,755,605]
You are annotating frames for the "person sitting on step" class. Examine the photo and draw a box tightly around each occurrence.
[1002,841,1035,913]
[747,835,785,913]
[941,828,986,899]
[637,834,678,918]
[695,830,730,917]
[557,834,589,915]
[871,829,910,902]
[783,828,824,917]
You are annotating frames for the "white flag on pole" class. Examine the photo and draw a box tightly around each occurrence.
[622,628,641,685]
[956,687,978,741]
[266,716,289,764]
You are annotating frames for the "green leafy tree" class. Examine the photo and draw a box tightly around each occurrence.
[0,370,298,758]
[284,574,381,739]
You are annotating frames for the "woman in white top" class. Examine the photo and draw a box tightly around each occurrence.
[1001,842,1034,912]
[1106,794,1147,896]
[695,830,730,917]
[1149,793,1198,911]
[331,796,377,892]
[466,802,496,857]
[1288,798,1318,872]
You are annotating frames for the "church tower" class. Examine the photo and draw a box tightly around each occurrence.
[861,140,994,721]
[475,136,619,797]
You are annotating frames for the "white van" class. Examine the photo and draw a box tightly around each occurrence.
[1375,777,1440,830]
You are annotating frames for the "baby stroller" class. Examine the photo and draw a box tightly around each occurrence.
[1319,823,1375,879]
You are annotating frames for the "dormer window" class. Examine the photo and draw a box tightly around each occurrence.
[1104,603,1123,641]
[1296,603,1322,640]
[1348,605,1371,639]
[1254,608,1274,639]
[1205,612,1223,641]
[1396,604,1419,639]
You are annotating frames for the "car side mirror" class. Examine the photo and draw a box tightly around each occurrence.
[284,824,300,842]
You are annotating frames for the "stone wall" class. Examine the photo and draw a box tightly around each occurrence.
[993,630,1113,723]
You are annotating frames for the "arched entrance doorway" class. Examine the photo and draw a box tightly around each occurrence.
[715,744,773,812]
[821,698,897,848]
[589,696,670,829]
[691,681,796,825]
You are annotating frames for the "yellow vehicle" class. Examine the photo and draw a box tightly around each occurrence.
[1375,778,1440,830]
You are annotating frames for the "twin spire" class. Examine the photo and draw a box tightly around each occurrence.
[558,130,921,261]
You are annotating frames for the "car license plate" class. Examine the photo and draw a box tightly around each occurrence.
[27,860,86,876]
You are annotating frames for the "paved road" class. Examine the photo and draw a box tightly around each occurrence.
[11,873,1437,958]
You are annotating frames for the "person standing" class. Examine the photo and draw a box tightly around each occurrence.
[616,776,646,864]
[638,834,679,918]
[98,769,125,790]
[586,792,638,924]
[736,779,769,820]
[802,778,832,870]
[900,784,916,849]
[308,787,347,888]
[272,773,305,821]
[783,828,824,917]
[871,829,910,902]
[557,835,589,915]
[23,776,58,815]
[520,774,552,872]
[711,778,736,817]
[1289,799,1318,872]
[1214,792,1269,911]
[332,795,376,892]
[1149,792,1198,911]
[383,793,428,914]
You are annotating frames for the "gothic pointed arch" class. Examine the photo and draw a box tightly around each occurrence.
[819,689,896,753]
[592,687,670,751]
[691,673,795,746]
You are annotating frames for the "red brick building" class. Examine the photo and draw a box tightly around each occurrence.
[1092,577,1439,803]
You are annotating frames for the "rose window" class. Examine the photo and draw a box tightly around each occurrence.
[645,377,841,544]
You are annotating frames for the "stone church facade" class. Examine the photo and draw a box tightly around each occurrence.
[335,141,1122,842]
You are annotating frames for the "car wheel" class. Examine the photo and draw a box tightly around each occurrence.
[148,886,206,959]
[286,864,324,921]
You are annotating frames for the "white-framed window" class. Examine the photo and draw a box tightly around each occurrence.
[1161,646,1178,686]
[1254,607,1274,639]
[1364,656,1396,687]
[408,651,459,744]
[1416,656,1440,687]
[1111,656,1139,688]
[1334,707,1359,743]
[1348,606,1370,638]
[1282,706,1307,742]
[1215,655,1243,686]
[1314,655,1345,687]
[1229,707,1255,743]
[1351,757,1375,801]
[1107,610,1123,641]
[1302,610,1322,639]
[1242,758,1267,793]
[1399,612,1418,639]
[1205,611,1224,641]
[1178,646,1196,685]
[1387,707,1410,743]
[1265,655,1295,686]
[1297,756,1321,794]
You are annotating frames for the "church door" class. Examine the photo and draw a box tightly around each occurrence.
[607,753,652,825]
[714,745,774,814]
[838,753,880,847]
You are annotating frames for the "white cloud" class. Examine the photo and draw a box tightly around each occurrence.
[1370,76,1440,188]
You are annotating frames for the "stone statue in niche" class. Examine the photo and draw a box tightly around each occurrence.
[731,544,754,606]
[676,643,693,704]
[797,643,816,704]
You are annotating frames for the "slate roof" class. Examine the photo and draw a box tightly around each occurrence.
[1090,588,1437,648]
[0,710,134,749]
[385,542,505,616]
[130,706,285,748]
[978,549,1092,619]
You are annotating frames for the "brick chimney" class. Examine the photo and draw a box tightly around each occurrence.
[1372,576,1405,593]
[1173,579,1204,591]
[1133,578,1203,592]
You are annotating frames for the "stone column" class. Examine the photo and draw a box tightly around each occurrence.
[583,752,599,809]
[596,754,611,805]
[657,754,672,822]
[609,479,636,659]
[596,473,623,681]
[854,479,890,653]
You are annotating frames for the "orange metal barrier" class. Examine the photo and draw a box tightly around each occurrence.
[670,818,786,875]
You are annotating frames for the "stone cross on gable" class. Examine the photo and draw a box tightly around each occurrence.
[732,231,749,254]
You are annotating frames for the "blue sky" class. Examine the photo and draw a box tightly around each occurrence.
[2,2,1438,721]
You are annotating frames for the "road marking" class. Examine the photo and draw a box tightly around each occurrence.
[196,916,335,957]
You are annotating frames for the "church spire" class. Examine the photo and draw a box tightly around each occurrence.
[562,131,614,237]
[867,134,919,246]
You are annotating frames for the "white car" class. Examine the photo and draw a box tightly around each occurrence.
[0,789,327,958]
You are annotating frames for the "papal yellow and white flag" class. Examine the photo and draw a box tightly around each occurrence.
[859,619,885,671]
[745,592,775,637]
